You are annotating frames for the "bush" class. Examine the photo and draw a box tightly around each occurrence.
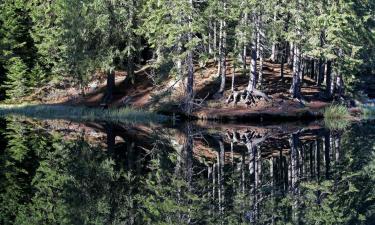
[324,105,350,130]
[324,105,350,120]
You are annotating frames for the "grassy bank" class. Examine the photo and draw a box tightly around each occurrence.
[0,104,166,123]
[323,105,351,130]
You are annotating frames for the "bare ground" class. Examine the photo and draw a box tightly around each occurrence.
[28,58,331,120]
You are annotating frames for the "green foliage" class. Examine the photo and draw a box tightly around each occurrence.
[324,104,350,120]
[324,105,351,130]
[0,0,373,102]
[2,57,28,99]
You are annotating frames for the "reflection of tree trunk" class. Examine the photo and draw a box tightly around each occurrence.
[324,131,331,178]
[218,139,225,214]
[316,137,321,180]
[106,124,115,154]
[183,124,193,186]
[335,134,341,162]
[241,152,245,195]
[290,131,301,224]
[310,142,314,178]
[289,132,299,193]
[270,158,275,225]
[212,163,216,201]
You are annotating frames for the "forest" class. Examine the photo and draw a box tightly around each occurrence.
[1,1,375,224]
[0,0,374,118]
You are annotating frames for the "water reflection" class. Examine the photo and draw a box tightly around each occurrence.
[0,117,374,224]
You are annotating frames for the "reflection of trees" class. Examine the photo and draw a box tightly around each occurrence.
[0,119,374,224]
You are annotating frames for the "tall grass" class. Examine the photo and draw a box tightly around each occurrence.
[0,104,166,123]
[324,105,350,130]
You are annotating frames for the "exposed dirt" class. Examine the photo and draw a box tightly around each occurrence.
[33,58,331,120]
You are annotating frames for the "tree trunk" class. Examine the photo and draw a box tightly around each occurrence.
[290,44,301,99]
[185,0,194,114]
[325,60,332,98]
[317,30,325,86]
[248,14,258,91]
[127,1,135,83]
[270,11,277,62]
[271,43,277,62]
[213,21,217,61]
[318,58,324,86]
[336,73,344,98]
[288,42,294,66]
[231,59,236,92]
[280,43,285,79]
[217,2,227,95]
[104,68,115,105]
[208,21,213,55]
[220,27,227,94]
[310,60,315,80]
[242,12,248,75]
[257,16,264,87]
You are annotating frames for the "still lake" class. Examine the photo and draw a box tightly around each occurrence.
[0,116,374,224]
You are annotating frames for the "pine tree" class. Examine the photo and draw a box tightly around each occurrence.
[0,0,37,99]
[3,57,28,99]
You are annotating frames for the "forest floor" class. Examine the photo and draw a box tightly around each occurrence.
[28,58,333,121]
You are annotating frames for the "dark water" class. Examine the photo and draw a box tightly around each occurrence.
[0,117,374,225]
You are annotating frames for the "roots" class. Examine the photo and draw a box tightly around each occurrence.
[226,88,271,106]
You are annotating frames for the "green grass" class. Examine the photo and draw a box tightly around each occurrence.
[324,105,350,130]
[324,104,350,120]
[0,104,166,123]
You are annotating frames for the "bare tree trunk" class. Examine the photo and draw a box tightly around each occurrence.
[248,14,258,91]
[127,0,135,83]
[218,1,227,95]
[232,59,236,92]
[185,0,194,114]
[213,21,217,60]
[288,42,294,66]
[257,16,264,87]
[242,12,248,75]
[271,43,277,62]
[318,58,324,86]
[280,42,285,79]
[105,68,115,104]
[290,44,301,99]
[336,73,344,98]
[317,31,325,86]
[335,49,344,99]
[208,21,213,55]
[325,60,332,98]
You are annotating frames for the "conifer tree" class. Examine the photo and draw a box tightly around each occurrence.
[0,0,37,99]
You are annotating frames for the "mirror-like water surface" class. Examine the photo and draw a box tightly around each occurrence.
[0,117,374,225]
